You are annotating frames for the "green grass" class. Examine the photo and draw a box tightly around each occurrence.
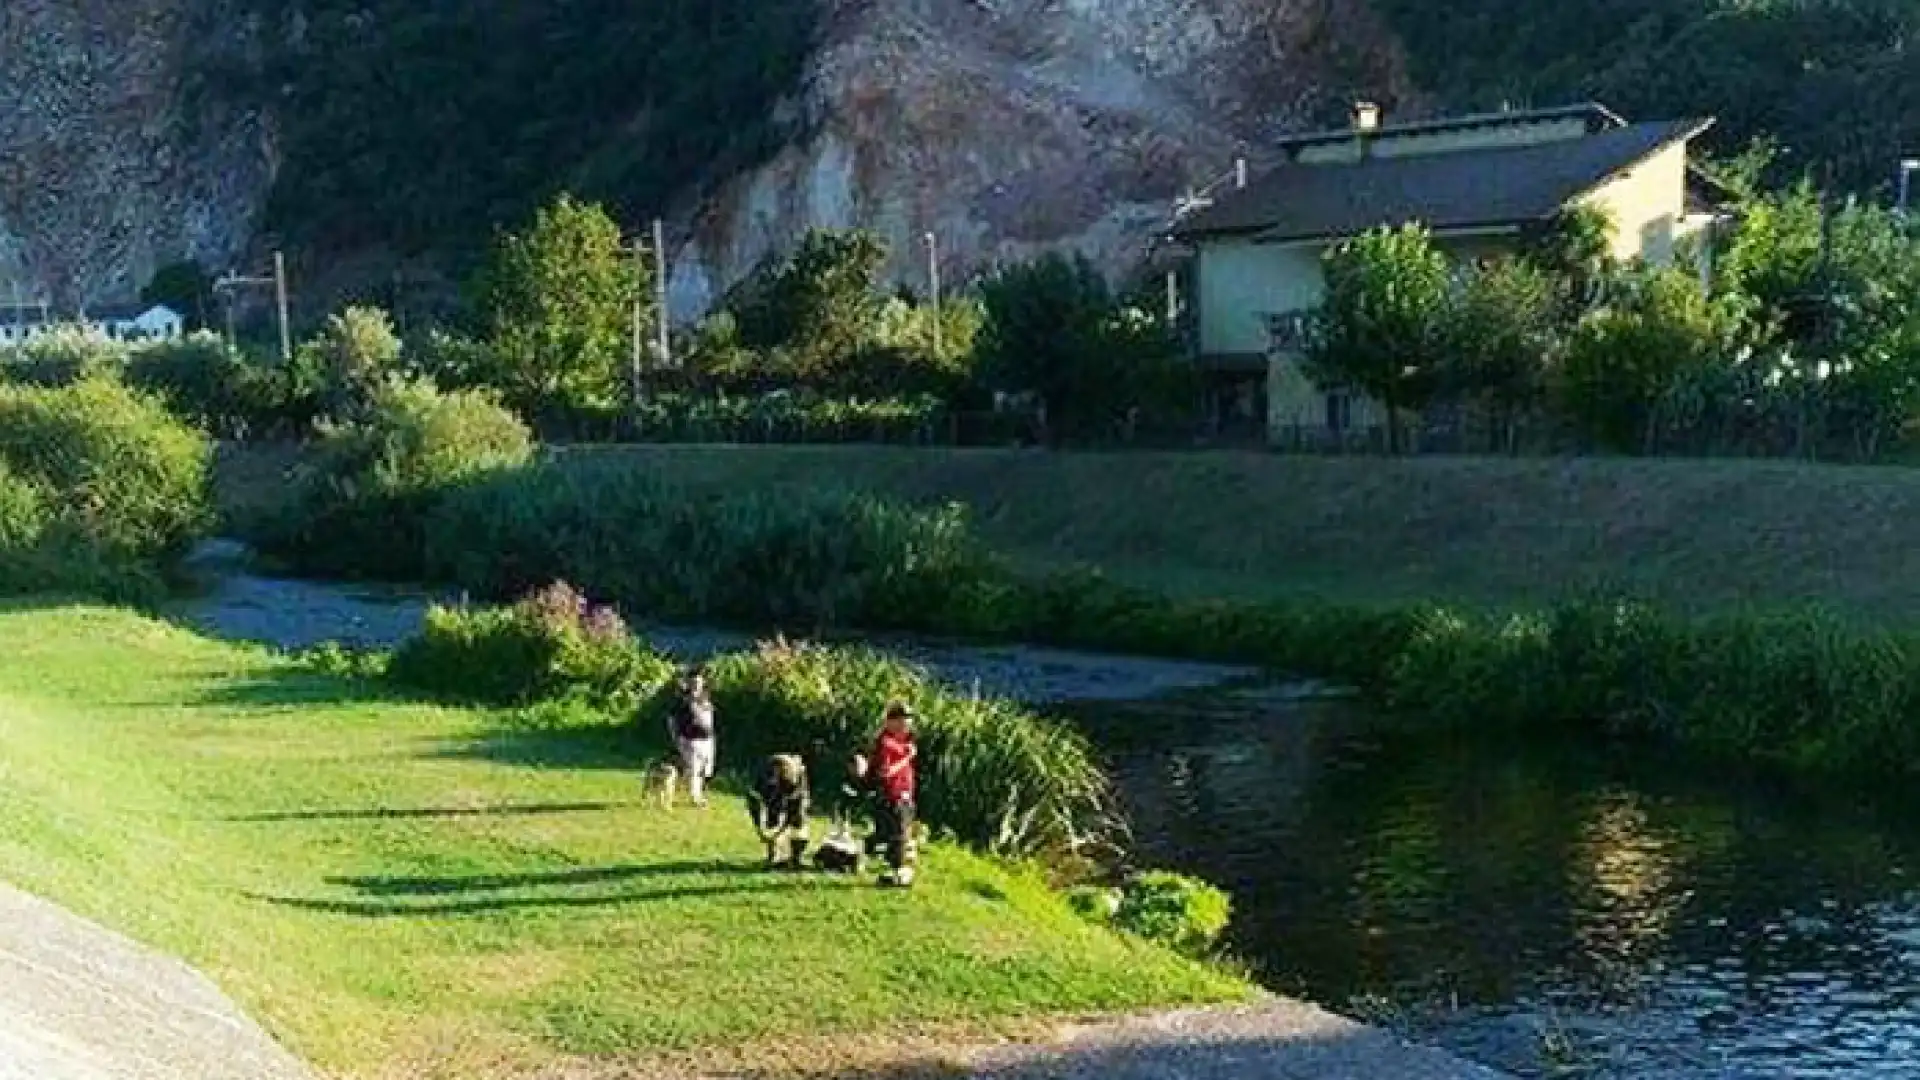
[537,445,1920,623]
[221,441,1920,623]
[0,604,1247,1078]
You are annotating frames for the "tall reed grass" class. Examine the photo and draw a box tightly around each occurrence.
[385,584,1113,858]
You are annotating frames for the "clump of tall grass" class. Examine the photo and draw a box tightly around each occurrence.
[423,457,997,632]
[388,581,671,711]
[385,583,1113,858]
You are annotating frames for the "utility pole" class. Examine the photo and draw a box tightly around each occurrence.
[630,236,645,403]
[652,218,671,369]
[273,252,292,362]
[620,220,674,403]
[924,231,942,360]
[215,251,292,360]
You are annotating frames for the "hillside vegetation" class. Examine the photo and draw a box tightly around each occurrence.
[201,0,817,253]
[546,445,1920,623]
[0,605,1243,1078]
[1371,0,1919,188]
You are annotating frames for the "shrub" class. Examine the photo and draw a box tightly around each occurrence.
[1113,872,1233,957]
[388,582,672,712]
[0,327,126,387]
[259,380,533,578]
[0,376,212,563]
[425,460,997,631]
[125,334,301,439]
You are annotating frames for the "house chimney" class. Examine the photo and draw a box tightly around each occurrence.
[1352,101,1381,132]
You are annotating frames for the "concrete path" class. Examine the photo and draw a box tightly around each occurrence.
[962,1001,1511,1080]
[0,883,311,1080]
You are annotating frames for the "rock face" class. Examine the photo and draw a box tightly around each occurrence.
[2,0,1403,314]
[666,0,1409,318]
[0,0,272,308]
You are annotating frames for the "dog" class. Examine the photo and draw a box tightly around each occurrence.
[639,756,682,810]
[812,825,864,874]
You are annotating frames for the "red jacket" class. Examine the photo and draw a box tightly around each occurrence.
[873,728,916,803]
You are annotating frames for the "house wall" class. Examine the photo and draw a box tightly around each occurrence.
[1194,239,1326,356]
[1578,141,1690,266]
[1246,232,1518,445]
[1293,116,1592,166]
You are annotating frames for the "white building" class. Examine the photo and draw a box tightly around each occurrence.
[0,303,186,346]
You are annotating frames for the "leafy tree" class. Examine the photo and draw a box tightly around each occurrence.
[298,306,404,421]
[1522,204,1616,320]
[1558,268,1747,453]
[140,261,216,332]
[729,228,890,386]
[474,195,642,417]
[1445,258,1562,451]
[1303,225,1453,453]
[976,253,1187,443]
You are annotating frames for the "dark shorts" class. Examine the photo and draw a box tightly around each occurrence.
[875,796,917,869]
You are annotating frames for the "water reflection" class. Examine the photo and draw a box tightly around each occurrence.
[1072,699,1920,1078]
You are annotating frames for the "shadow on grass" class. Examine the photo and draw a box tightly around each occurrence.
[223,801,632,824]
[326,859,743,896]
[423,725,645,771]
[186,669,419,710]
[252,879,815,918]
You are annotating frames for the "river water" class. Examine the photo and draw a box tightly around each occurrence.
[1074,698,1920,1079]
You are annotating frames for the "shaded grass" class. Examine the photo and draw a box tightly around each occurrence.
[537,444,1920,623]
[0,605,1247,1079]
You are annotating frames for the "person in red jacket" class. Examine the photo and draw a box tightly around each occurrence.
[870,701,919,888]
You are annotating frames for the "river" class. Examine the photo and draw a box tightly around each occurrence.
[1072,697,1920,1079]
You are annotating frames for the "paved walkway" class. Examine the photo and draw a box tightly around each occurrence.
[0,884,311,1080]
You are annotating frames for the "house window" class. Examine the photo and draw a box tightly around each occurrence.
[1325,391,1353,433]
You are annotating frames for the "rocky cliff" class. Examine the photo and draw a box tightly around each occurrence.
[0,0,273,308]
[667,0,1408,318]
[0,0,1401,314]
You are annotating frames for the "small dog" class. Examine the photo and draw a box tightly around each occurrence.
[639,757,681,810]
[813,823,864,874]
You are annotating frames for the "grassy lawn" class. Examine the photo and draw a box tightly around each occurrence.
[540,445,1920,623]
[0,605,1247,1079]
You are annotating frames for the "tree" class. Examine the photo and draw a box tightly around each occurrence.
[141,261,215,332]
[728,228,889,387]
[1558,268,1746,453]
[1445,258,1562,451]
[1303,225,1453,452]
[975,252,1187,444]
[474,194,642,416]
[1521,203,1616,321]
[298,306,404,421]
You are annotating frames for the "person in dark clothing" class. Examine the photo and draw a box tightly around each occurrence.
[666,667,716,808]
[870,702,919,888]
[747,753,811,869]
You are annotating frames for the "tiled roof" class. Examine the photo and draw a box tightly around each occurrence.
[1173,118,1714,243]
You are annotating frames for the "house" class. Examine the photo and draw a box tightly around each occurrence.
[0,303,186,347]
[1168,102,1727,446]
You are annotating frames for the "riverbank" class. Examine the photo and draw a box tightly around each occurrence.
[545,445,1920,623]
[0,603,1251,1077]
[218,441,1920,623]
